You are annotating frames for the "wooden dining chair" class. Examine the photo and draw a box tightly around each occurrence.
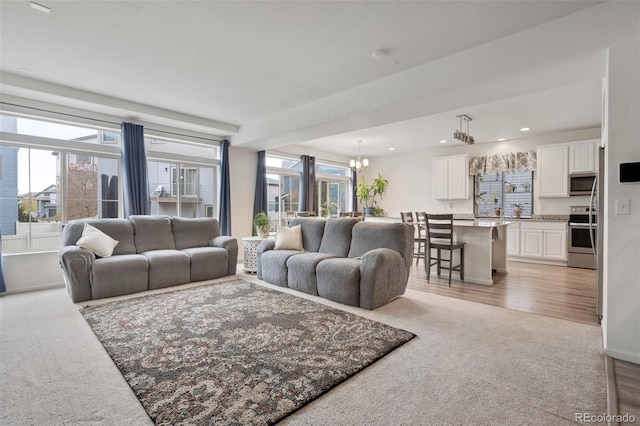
[425,213,465,286]
[414,211,427,265]
[401,212,423,265]
[400,211,414,224]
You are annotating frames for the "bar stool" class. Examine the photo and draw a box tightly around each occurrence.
[401,212,425,265]
[425,213,465,287]
[414,212,427,265]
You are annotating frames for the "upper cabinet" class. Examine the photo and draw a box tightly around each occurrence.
[433,154,469,200]
[537,145,569,197]
[569,140,598,174]
[537,140,599,198]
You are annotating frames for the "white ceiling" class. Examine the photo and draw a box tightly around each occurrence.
[0,1,604,156]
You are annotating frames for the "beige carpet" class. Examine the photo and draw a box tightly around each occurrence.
[0,274,606,425]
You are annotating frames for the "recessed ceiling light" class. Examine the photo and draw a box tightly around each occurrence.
[498,138,506,141]
[440,140,447,144]
[30,2,51,13]
[520,127,530,132]
[388,147,395,151]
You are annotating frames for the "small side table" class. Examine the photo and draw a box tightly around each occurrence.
[242,236,267,274]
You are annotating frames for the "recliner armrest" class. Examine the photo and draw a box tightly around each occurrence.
[256,239,276,279]
[359,248,407,309]
[212,235,237,251]
[211,236,238,276]
[58,246,96,303]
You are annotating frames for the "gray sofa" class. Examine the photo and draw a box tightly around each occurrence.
[59,215,238,302]
[257,218,414,309]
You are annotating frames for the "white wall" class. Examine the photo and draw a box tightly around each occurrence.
[228,146,258,259]
[2,251,64,294]
[366,127,601,218]
[601,15,640,363]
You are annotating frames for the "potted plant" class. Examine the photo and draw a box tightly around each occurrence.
[494,207,502,217]
[253,211,270,238]
[474,191,487,205]
[356,173,389,216]
[492,192,500,204]
[511,203,527,218]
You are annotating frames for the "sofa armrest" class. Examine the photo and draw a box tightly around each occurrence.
[212,236,238,276]
[58,246,96,303]
[256,239,276,280]
[359,248,408,310]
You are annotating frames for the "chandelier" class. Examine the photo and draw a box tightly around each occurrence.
[454,114,475,144]
[349,140,369,173]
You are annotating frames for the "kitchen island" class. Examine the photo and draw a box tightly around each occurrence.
[365,217,511,285]
[451,220,511,285]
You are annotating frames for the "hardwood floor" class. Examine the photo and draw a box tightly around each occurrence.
[610,358,640,422]
[408,259,599,325]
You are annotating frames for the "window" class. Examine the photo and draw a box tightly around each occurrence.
[474,171,533,218]
[1,115,121,253]
[66,153,119,220]
[317,180,348,217]
[0,113,220,252]
[0,146,62,253]
[100,131,118,144]
[316,161,351,216]
[265,154,303,227]
[171,166,198,197]
[266,173,300,227]
[147,162,217,218]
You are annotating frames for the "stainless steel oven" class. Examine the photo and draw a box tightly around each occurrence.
[568,205,597,269]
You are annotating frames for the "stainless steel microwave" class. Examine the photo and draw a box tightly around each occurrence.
[569,173,597,195]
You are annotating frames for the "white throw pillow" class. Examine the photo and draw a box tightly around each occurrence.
[76,223,119,257]
[274,225,303,251]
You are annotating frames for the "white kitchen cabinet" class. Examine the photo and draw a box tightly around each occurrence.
[509,221,567,263]
[433,154,469,200]
[543,229,568,260]
[569,140,598,174]
[506,223,521,256]
[537,145,569,197]
[521,228,543,257]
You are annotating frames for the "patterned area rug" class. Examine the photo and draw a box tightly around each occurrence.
[81,279,414,425]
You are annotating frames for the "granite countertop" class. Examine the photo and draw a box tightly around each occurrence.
[462,214,569,222]
[375,215,569,223]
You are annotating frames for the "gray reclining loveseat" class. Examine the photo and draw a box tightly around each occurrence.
[256,218,414,309]
[59,215,237,302]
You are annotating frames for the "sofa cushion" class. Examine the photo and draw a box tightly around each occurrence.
[130,215,176,253]
[63,219,136,255]
[143,249,191,290]
[289,218,326,252]
[91,254,149,299]
[76,223,119,258]
[181,247,230,282]
[171,217,220,250]
[286,252,336,296]
[316,258,361,307]
[275,225,303,251]
[318,218,358,257]
[260,249,303,287]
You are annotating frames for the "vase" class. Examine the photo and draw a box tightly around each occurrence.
[256,226,269,238]
[363,207,374,216]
